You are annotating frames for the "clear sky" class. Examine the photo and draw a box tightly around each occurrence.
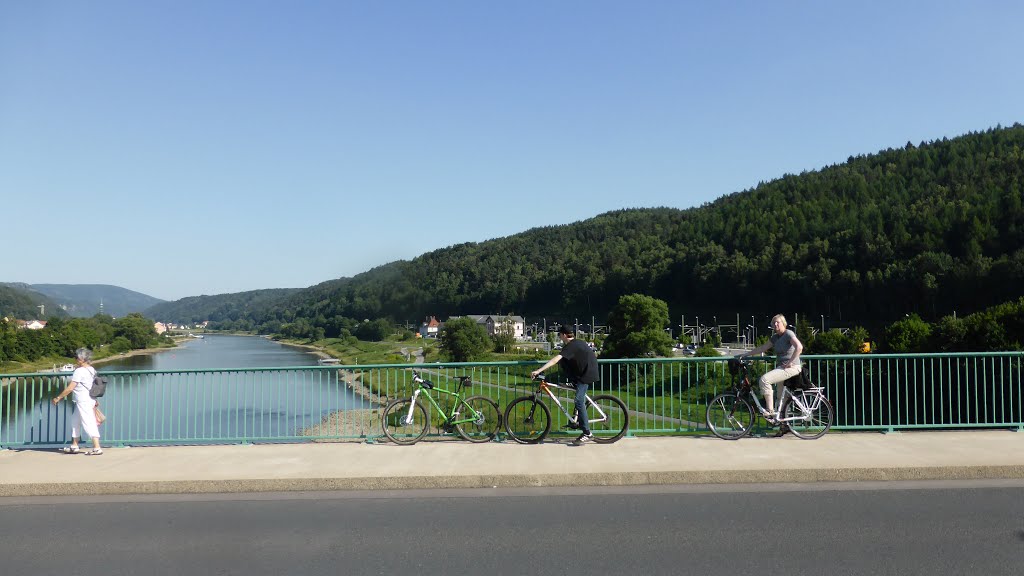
[2,1,1021,302]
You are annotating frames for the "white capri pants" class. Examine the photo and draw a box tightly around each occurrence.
[758,364,803,410]
[72,398,101,440]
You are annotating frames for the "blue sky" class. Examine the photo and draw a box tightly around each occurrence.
[2,1,1021,302]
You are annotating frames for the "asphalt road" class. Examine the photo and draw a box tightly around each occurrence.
[3,481,1023,576]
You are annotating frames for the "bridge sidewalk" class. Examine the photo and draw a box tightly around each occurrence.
[2,431,1024,497]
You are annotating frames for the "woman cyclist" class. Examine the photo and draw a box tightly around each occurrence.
[738,314,803,421]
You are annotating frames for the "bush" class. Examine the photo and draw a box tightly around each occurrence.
[110,337,132,354]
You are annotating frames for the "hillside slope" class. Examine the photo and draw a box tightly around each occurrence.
[26,284,165,318]
[0,285,68,320]
[154,124,1024,332]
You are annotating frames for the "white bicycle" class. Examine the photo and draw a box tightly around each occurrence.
[706,358,833,440]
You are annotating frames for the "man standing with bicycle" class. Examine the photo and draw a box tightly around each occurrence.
[531,325,599,446]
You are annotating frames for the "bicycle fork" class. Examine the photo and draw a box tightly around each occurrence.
[402,389,423,426]
[522,394,542,424]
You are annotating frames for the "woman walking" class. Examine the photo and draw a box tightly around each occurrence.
[52,347,103,455]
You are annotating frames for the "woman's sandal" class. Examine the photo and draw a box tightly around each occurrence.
[61,446,81,454]
[84,449,103,456]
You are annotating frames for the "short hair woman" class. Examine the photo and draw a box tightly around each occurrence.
[52,347,104,455]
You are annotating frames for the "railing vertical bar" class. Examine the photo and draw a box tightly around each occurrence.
[973,356,979,425]
[1011,354,1019,426]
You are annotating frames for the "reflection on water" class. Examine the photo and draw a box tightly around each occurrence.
[2,335,372,445]
[101,335,323,371]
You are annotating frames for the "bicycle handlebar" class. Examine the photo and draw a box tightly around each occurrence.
[411,371,472,386]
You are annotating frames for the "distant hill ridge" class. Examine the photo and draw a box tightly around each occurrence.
[148,124,1024,333]
[0,283,164,318]
[0,285,68,320]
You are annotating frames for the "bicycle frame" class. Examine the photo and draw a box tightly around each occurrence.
[533,380,611,426]
[403,380,485,428]
[739,372,824,425]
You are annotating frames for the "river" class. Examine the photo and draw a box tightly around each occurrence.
[1,335,373,445]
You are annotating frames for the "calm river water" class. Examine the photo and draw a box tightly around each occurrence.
[2,335,371,445]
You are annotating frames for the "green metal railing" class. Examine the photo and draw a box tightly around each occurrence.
[2,352,1022,447]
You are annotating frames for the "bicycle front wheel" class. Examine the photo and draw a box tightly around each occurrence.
[381,398,429,445]
[588,394,629,444]
[503,396,551,444]
[782,395,833,440]
[455,395,501,443]
[705,393,755,440]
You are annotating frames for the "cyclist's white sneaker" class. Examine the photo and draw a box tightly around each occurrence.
[571,432,594,446]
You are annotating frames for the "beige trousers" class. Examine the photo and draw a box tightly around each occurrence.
[758,364,802,412]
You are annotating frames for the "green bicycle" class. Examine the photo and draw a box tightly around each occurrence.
[381,370,502,445]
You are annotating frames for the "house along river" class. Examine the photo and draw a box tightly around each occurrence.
[1,335,373,445]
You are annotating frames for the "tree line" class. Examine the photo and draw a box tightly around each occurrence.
[145,124,1024,350]
[0,313,166,367]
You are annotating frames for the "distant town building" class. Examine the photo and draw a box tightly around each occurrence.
[452,315,526,340]
[419,316,441,339]
[154,322,168,335]
[18,320,47,330]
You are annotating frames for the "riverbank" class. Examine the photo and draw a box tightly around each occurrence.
[275,340,333,360]
[0,338,189,376]
[92,339,188,367]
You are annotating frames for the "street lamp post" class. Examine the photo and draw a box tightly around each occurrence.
[821,314,824,334]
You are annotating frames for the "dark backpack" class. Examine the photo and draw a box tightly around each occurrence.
[90,370,107,398]
[784,367,814,391]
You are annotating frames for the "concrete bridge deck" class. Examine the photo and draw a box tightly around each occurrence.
[2,431,1023,497]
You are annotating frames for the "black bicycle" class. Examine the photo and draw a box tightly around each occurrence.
[705,358,833,440]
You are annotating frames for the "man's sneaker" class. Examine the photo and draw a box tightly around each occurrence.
[570,432,594,446]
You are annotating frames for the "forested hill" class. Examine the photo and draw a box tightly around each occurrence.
[160,124,1024,333]
[28,284,165,318]
[145,288,300,326]
[0,285,69,320]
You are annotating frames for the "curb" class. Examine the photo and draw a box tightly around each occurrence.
[6,465,1024,497]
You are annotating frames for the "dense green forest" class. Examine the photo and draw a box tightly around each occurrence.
[148,124,1024,344]
[145,289,299,327]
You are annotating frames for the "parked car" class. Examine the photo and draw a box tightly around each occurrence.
[675,343,697,355]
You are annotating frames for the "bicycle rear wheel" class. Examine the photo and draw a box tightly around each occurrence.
[587,394,629,444]
[455,395,501,443]
[705,393,755,440]
[381,398,429,445]
[781,395,833,439]
[503,396,551,444]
